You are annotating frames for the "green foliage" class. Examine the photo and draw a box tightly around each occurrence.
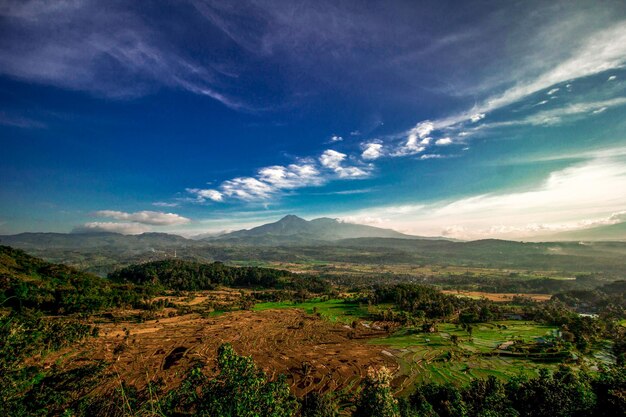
[0,245,155,314]
[109,259,330,293]
[372,284,510,323]
[506,366,595,417]
[402,365,626,417]
[300,392,340,417]
[162,344,298,417]
[354,367,400,417]
[0,311,100,415]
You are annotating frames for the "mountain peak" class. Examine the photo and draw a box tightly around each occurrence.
[278,214,306,222]
[213,214,418,243]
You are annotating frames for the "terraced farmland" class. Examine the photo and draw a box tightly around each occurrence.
[369,321,565,393]
[33,308,397,398]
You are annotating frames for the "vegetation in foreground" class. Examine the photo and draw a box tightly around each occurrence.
[2,245,626,416]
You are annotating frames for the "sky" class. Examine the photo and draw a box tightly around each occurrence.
[1,0,626,240]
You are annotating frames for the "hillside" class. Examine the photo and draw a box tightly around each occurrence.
[532,221,626,242]
[108,259,328,292]
[0,245,152,314]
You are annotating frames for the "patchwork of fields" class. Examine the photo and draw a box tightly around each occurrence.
[254,298,612,394]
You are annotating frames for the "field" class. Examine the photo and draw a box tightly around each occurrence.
[239,261,578,281]
[369,321,565,392]
[35,307,397,398]
[251,298,607,394]
[254,298,375,324]
[441,290,552,302]
[36,295,591,401]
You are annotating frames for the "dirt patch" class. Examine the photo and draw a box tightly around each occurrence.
[42,309,397,397]
[441,290,552,302]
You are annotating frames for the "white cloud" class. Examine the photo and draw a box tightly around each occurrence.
[398,21,626,143]
[72,222,149,235]
[361,142,383,160]
[470,113,485,122]
[221,177,275,201]
[186,149,369,203]
[320,149,369,178]
[258,163,321,188]
[152,201,179,207]
[392,121,432,156]
[319,149,346,170]
[435,137,453,146]
[547,88,560,95]
[608,75,617,81]
[475,97,626,128]
[350,130,361,136]
[0,0,248,109]
[330,135,343,142]
[420,154,444,160]
[95,210,190,225]
[480,21,626,114]
[187,188,224,202]
[327,152,626,240]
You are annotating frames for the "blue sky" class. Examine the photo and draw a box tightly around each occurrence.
[1,0,626,239]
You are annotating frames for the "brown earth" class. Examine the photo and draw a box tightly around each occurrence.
[38,309,398,397]
[441,290,552,302]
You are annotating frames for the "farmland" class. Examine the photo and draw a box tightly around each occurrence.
[2,247,625,415]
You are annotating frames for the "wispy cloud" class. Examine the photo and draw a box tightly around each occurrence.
[319,150,369,178]
[187,150,369,203]
[331,150,626,240]
[0,0,249,108]
[72,222,150,235]
[152,201,179,208]
[377,21,626,159]
[95,210,190,225]
[0,111,46,128]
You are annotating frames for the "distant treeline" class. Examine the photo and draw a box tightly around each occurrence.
[108,259,330,293]
[552,280,626,314]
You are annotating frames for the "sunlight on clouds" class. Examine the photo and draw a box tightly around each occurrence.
[94,210,190,225]
[319,150,369,178]
[333,153,626,240]
[188,151,369,203]
[72,222,150,234]
[361,142,383,160]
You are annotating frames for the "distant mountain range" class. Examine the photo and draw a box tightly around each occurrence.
[205,215,450,244]
[531,221,626,242]
[2,215,625,277]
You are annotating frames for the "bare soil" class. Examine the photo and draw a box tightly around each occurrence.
[39,309,398,397]
[441,290,552,302]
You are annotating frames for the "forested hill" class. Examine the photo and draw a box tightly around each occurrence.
[108,259,328,292]
[0,245,153,314]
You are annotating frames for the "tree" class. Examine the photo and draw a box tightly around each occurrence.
[300,392,339,417]
[163,344,297,417]
[354,367,399,417]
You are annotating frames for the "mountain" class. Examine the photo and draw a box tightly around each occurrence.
[531,222,626,242]
[208,215,443,244]
[0,231,191,250]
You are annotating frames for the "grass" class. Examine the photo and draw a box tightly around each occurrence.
[253,298,372,323]
[370,321,564,392]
